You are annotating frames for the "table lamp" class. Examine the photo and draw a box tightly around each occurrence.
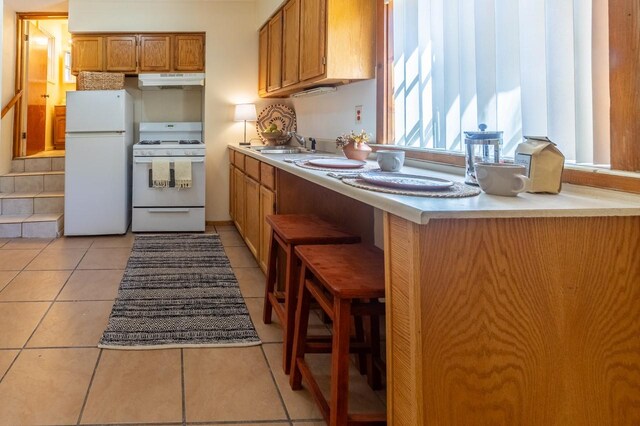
[234,103,257,146]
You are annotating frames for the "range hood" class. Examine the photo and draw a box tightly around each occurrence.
[138,73,205,90]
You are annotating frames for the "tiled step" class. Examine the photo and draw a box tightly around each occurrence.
[0,191,64,215]
[0,171,64,193]
[11,157,65,173]
[0,213,63,238]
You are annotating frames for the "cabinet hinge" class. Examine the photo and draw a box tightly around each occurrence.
[322,56,326,65]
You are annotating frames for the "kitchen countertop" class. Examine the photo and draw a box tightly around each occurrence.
[229,144,640,225]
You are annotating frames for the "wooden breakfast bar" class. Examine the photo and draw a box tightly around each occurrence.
[229,144,640,425]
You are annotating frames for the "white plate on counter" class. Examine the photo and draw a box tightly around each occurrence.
[307,158,367,169]
[358,172,454,190]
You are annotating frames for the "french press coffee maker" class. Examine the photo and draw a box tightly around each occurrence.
[464,124,503,185]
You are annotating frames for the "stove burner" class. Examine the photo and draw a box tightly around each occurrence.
[139,140,161,145]
[179,140,202,145]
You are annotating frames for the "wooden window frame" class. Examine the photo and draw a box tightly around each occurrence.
[375,0,640,194]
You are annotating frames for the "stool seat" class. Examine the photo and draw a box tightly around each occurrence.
[295,244,385,299]
[266,214,361,245]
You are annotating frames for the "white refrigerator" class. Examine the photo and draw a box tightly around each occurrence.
[64,90,134,235]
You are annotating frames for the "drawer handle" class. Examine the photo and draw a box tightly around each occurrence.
[148,208,190,213]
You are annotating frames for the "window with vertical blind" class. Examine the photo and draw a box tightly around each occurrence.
[391,0,610,166]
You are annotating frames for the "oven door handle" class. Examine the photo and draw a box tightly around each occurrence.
[133,158,205,164]
[147,208,191,213]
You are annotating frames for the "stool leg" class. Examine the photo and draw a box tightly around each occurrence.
[283,245,300,374]
[330,298,352,426]
[290,268,312,390]
[366,311,383,390]
[262,232,278,324]
[354,316,367,375]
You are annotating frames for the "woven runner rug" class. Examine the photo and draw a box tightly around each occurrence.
[98,234,261,349]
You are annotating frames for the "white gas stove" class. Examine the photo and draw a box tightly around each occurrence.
[132,122,206,232]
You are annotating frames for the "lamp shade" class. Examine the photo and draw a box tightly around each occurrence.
[234,103,257,122]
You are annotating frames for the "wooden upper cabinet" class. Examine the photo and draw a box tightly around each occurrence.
[258,0,375,97]
[258,25,269,96]
[71,36,103,74]
[105,35,137,72]
[139,35,171,72]
[282,0,300,88]
[299,0,326,81]
[267,11,283,92]
[174,34,205,71]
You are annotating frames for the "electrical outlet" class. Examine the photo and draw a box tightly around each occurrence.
[355,105,362,125]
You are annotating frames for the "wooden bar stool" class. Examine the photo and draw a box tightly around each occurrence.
[262,214,361,374]
[290,243,386,426]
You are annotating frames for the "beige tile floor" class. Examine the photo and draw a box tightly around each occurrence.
[0,226,386,425]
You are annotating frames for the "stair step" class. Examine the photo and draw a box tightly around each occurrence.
[11,157,65,173]
[0,172,65,194]
[0,213,63,238]
[0,192,64,215]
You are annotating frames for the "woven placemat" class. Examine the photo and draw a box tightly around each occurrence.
[293,159,378,173]
[342,178,481,198]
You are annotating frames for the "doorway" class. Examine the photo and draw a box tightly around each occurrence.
[13,13,73,158]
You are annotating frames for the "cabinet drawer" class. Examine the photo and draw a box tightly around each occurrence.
[234,152,245,170]
[260,163,276,190]
[245,157,261,181]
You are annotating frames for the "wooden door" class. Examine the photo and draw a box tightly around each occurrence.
[258,25,269,96]
[71,35,103,73]
[26,23,48,156]
[229,164,235,220]
[282,0,300,87]
[139,35,171,72]
[174,34,205,71]
[259,185,275,272]
[233,167,246,236]
[244,176,261,259]
[299,0,326,81]
[267,11,283,92]
[105,35,137,72]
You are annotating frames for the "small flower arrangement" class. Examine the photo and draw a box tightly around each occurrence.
[335,130,371,149]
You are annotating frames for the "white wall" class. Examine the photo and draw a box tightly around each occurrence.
[256,0,283,29]
[1,1,15,175]
[69,0,289,222]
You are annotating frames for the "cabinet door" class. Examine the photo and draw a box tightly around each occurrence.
[105,35,138,72]
[229,164,235,220]
[299,0,326,81]
[233,167,246,236]
[259,185,275,272]
[258,25,269,96]
[174,34,205,71]
[71,36,104,73]
[53,107,66,150]
[267,11,283,92]
[244,176,261,259]
[139,35,171,72]
[282,0,300,88]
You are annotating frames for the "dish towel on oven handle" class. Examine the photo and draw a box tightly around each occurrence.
[152,159,170,188]
[174,159,192,189]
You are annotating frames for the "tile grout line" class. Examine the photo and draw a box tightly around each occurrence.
[76,348,103,426]
[181,349,187,426]
[259,344,292,423]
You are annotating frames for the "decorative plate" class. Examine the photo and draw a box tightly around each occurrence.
[307,158,367,169]
[256,104,297,143]
[358,172,454,190]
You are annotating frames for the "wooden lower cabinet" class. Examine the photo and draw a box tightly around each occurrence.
[244,175,261,258]
[53,105,66,150]
[233,167,245,235]
[229,164,235,220]
[259,186,275,272]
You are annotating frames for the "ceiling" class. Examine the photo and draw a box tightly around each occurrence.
[5,0,68,13]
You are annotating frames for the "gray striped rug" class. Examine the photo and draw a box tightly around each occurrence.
[98,234,261,349]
